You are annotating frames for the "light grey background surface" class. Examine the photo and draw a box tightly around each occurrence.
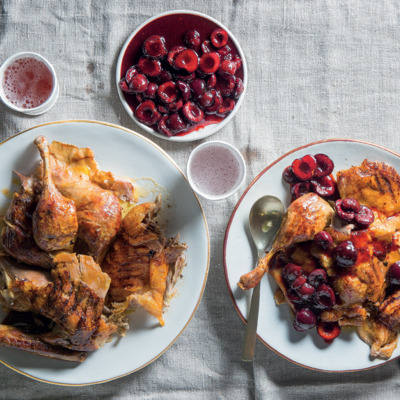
[1,0,400,399]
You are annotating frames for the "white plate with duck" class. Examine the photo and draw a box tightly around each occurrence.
[0,120,209,385]
[224,139,400,372]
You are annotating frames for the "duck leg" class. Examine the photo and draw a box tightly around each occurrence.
[32,136,78,252]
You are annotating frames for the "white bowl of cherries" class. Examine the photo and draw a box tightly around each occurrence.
[116,10,247,142]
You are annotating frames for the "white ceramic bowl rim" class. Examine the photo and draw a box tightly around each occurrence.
[187,140,246,200]
[0,51,58,114]
[116,10,248,142]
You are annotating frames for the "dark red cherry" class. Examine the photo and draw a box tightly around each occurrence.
[291,155,317,181]
[182,101,204,123]
[341,198,361,213]
[334,241,358,268]
[119,78,134,93]
[174,49,199,73]
[199,52,220,74]
[207,74,217,89]
[286,290,302,305]
[144,82,158,99]
[157,69,173,84]
[294,308,317,331]
[297,282,315,301]
[317,321,341,341]
[335,199,355,222]
[232,77,244,99]
[175,71,196,82]
[282,166,299,184]
[204,89,222,114]
[157,81,178,104]
[157,104,169,114]
[219,60,237,75]
[315,284,336,308]
[217,98,235,116]
[201,40,212,53]
[282,263,303,283]
[314,231,333,249]
[167,98,183,112]
[232,54,242,69]
[307,269,327,287]
[176,80,191,102]
[167,113,187,134]
[354,205,374,229]
[388,261,400,285]
[135,100,161,126]
[142,35,167,59]
[198,91,214,108]
[215,73,236,96]
[314,154,334,177]
[125,66,139,85]
[210,28,228,48]
[129,73,148,93]
[217,45,232,60]
[310,175,336,198]
[292,275,307,290]
[138,57,162,77]
[290,181,311,200]
[190,78,206,99]
[184,30,201,48]
[157,115,173,137]
[167,45,186,67]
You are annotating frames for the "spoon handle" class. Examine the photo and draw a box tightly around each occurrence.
[241,281,260,361]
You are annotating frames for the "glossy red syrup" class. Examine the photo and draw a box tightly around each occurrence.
[3,57,53,109]
[120,13,243,136]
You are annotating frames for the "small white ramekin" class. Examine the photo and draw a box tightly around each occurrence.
[187,140,246,200]
[0,52,59,116]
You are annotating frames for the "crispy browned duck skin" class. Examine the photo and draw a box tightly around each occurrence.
[44,143,123,263]
[238,193,334,290]
[33,136,78,252]
[337,159,400,216]
[0,325,87,362]
[2,172,54,269]
[0,253,116,352]
[102,196,187,326]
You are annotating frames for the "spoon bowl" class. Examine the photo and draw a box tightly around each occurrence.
[242,195,284,361]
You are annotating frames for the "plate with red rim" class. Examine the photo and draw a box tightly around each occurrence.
[116,10,247,142]
[223,139,400,372]
[0,120,209,385]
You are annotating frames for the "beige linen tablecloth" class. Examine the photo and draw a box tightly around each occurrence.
[1,1,400,398]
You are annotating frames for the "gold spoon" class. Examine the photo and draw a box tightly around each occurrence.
[242,195,284,361]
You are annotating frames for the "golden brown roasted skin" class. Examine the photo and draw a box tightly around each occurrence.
[39,140,135,263]
[32,136,78,252]
[238,193,334,290]
[337,159,400,216]
[0,325,87,362]
[102,196,186,326]
[378,290,400,331]
[0,253,116,355]
[2,173,54,269]
[357,318,398,359]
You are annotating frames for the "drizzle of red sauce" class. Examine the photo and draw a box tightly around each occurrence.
[350,230,371,265]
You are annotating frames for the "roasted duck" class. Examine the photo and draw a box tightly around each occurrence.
[102,195,187,326]
[32,136,78,252]
[0,253,116,360]
[239,155,400,359]
[0,136,186,362]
